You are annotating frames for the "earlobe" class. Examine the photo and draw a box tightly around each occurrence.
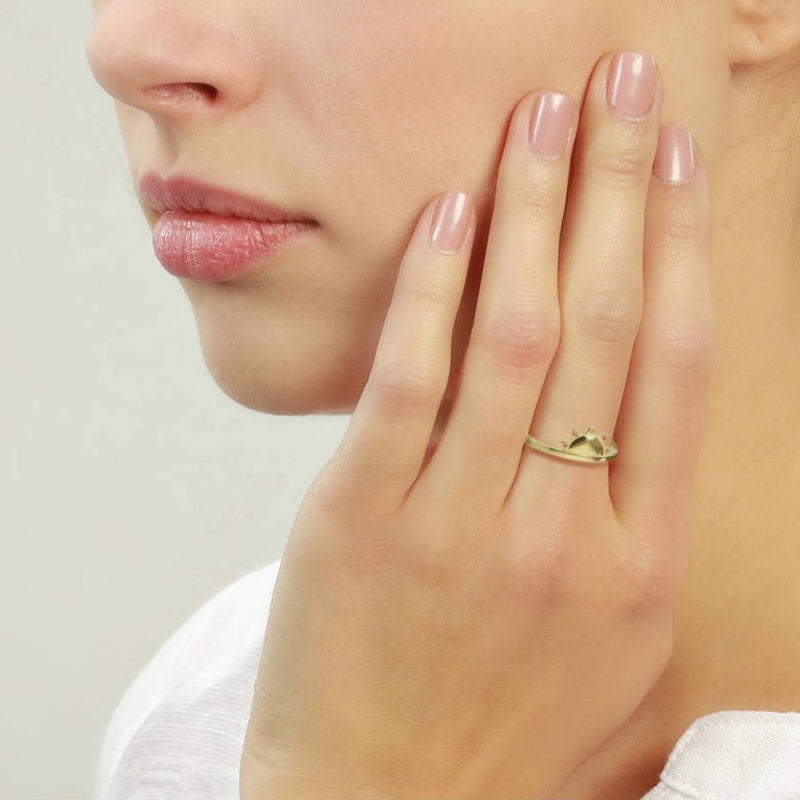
[725,0,800,67]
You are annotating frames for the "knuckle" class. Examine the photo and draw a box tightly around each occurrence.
[517,162,566,215]
[501,511,574,607]
[522,561,571,610]
[649,321,715,375]
[401,272,451,307]
[482,310,561,371]
[370,359,443,410]
[297,463,342,519]
[586,144,652,188]
[616,552,675,617]
[658,192,704,242]
[302,476,354,537]
[399,529,461,593]
[613,517,687,617]
[567,288,640,345]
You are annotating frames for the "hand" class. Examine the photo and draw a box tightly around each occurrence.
[240,49,713,800]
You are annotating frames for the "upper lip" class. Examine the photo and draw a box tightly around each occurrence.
[138,172,316,224]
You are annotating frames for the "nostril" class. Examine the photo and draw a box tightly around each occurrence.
[145,83,218,104]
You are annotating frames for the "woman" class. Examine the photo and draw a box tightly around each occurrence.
[84,0,800,798]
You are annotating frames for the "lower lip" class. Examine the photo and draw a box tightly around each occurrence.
[152,211,317,282]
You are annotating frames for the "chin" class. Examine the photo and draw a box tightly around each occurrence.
[178,272,386,417]
[193,318,365,417]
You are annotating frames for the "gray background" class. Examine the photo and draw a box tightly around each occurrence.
[3,5,350,798]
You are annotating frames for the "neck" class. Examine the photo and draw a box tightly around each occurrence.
[685,57,800,703]
[657,86,800,720]
[546,63,800,800]
[551,222,800,796]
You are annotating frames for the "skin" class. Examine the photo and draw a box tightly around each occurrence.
[85,1,800,797]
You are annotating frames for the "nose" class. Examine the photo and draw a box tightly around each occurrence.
[84,1,262,120]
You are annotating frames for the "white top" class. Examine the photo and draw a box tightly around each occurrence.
[93,557,800,800]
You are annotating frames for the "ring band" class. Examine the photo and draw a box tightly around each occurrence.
[524,426,618,464]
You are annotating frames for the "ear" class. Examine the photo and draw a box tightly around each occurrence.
[726,0,800,66]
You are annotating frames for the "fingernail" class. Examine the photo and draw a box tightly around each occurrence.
[429,191,473,254]
[653,122,696,184]
[529,92,576,158]
[607,50,658,120]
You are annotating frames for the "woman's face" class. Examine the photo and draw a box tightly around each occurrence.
[86,0,728,416]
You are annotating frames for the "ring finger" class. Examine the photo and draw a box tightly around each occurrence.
[511,50,663,501]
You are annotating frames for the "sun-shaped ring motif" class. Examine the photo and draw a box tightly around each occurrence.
[559,426,612,457]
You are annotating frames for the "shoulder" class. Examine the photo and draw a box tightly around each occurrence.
[94,557,283,800]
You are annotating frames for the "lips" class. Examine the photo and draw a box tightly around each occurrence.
[151,211,316,282]
[138,171,319,281]
[138,172,316,224]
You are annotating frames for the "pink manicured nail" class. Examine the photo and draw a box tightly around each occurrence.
[529,92,576,158]
[653,122,696,184]
[607,51,657,119]
[429,191,473,254]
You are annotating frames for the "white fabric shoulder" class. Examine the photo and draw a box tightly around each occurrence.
[640,708,800,799]
[93,557,282,800]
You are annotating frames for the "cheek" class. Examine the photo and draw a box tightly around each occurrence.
[280,1,644,406]
[308,0,629,247]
